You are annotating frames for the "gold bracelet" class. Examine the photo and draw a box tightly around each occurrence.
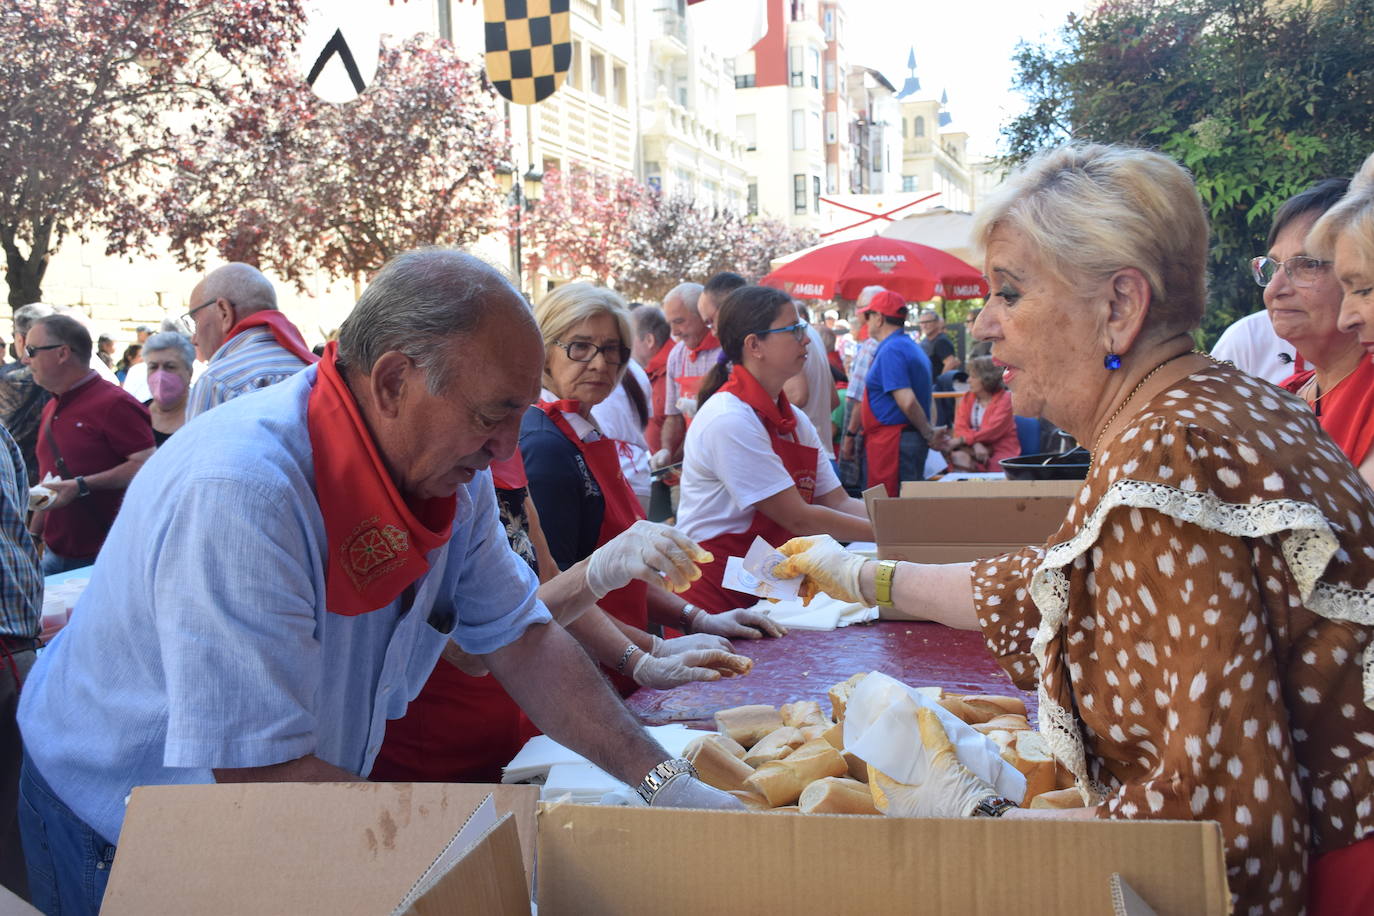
[874,559,898,608]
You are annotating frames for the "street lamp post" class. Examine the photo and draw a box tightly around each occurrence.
[497,164,544,296]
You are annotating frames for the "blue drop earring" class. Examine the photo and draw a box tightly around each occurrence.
[1104,353,1122,370]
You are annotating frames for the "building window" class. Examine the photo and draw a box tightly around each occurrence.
[612,62,627,106]
[813,175,822,214]
[789,46,804,88]
[794,174,807,214]
[826,163,838,194]
[791,109,805,151]
[823,8,835,40]
[825,111,837,145]
[738,114,757,151]
[903,175,918,192]
[914,116,926,137]
[734,73,756,89]
[589,52,606,97]
[611,0,624,16]
[748,182,759,216]
[809,49,820,88]
[570,40,583,89]
[901,118,908,138]
[811,111,821,150]
[824,61,836,92]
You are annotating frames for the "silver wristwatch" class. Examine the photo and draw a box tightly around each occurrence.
[635,757,697,805]
[970,795,1018,817]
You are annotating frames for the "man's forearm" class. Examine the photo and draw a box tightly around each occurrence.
[662,415,685,460]
[486,621,668,785]
[214,754,363,783]
[536,557,599,625]
[87,453,152,491]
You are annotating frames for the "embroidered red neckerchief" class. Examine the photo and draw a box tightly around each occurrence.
[687,332,720,361]
[306,342,455,615]
[717,364,797,438]
[227,311,320,366]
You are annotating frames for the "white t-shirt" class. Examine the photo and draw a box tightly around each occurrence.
[589,361,652,505]
[1211,310,1297,385]
[677,389,842,543]
[799,323,836,458]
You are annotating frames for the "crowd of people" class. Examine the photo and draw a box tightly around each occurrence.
[0,142,1371,914]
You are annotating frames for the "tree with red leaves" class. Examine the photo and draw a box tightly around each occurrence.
[166,34,508,292]
[522,167,650,288]
[0,0,303,307]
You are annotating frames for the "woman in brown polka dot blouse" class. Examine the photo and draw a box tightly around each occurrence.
[779,144,1374,915]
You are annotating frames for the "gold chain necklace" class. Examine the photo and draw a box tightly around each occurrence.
[1297,363,1358,414]
[1089,350,1198,469]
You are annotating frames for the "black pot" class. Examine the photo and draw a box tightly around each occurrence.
[999,447,1091,481]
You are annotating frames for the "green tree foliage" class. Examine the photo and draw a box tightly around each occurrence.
[1002,0,1374,343]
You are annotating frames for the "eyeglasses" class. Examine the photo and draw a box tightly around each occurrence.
[754,321,808,342]
[24,343,63,358]
[1250,255,1331,288]
[554,340,632,365]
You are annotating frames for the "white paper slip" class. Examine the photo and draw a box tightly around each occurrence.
[722,556,802,600]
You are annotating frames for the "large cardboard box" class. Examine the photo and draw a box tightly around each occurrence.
[101,782,538,915]
[535,805,1229,915]
[866,479,1082,567]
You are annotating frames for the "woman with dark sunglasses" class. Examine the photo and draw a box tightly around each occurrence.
[675,285,872,614]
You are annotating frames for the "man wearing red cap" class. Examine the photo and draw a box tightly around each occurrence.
[856,291,948,496]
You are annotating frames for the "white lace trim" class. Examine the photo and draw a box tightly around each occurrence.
[1026,478,1374,800]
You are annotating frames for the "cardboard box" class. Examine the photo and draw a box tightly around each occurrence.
[535,805,1229,915]
[866,479,1082,568]
[101,782,538,915]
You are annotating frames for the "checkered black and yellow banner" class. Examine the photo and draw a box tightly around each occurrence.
[483,0,572,105]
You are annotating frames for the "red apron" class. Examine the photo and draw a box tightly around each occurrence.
[540,402,649,698]
[1310,835,1374,915]
[862,389,906,498]
[680,378,819,614]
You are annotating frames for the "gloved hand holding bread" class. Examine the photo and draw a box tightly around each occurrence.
[586,520,714,597]
[774,535,868,606]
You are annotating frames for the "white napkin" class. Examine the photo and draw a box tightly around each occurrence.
[752,594,878,631]
[502,724,713,790]
[843,671,1027,803]
[29,472,61,511]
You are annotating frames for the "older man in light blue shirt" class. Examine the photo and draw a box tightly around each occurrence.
[17,250,738,915]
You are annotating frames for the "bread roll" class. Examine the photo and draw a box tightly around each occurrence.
[937,695,1000,725]
[1029,787,1087,810]
[1007,730,1057,802]
[714,705,784,748]
[798,724,829,743]
[961,694,1028,719]
[781,700,827,729]
[970,714,1031,734]
[820,722,844,750]
[742,726,804,767]
[744,742,848,806]
[712,733,747,759]
[827,673,868,723]
[684,735,756,792]
[843,750,868,783]
[799,777,881,815]
[727,788,771,810]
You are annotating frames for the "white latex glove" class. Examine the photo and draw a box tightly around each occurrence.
[649,449,672,470]
[585,519,712,598]
[691,607,789,640]
[651,775,747,810]
[872,707,1001,818]
[652,633,733,656]
[775,535,870,606]
[631,647,752,689]
[675,396,698,419]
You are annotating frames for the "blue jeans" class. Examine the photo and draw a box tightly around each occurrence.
[38,552,94,577]
[18,753,114,916]
[898,427,929,485]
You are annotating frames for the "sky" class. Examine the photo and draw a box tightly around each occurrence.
[842,0,1087,159]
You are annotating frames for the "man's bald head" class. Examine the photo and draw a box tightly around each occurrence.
[662,281,708,349]
[187,262,279,359]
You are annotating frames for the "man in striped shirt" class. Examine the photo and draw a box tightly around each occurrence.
[183,263,316,421]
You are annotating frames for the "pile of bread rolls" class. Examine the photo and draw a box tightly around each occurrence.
[684,672,1084,815]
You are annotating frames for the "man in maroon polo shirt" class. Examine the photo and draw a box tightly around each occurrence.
[25,315,155,574]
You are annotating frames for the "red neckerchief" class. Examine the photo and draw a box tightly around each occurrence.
[489,451,527,491]
[646,340,672,382]
[687,332,720,361]
[305,342,455,615]
[227,311,320,365]
[717,364,798,438]
[541,397,584,417]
